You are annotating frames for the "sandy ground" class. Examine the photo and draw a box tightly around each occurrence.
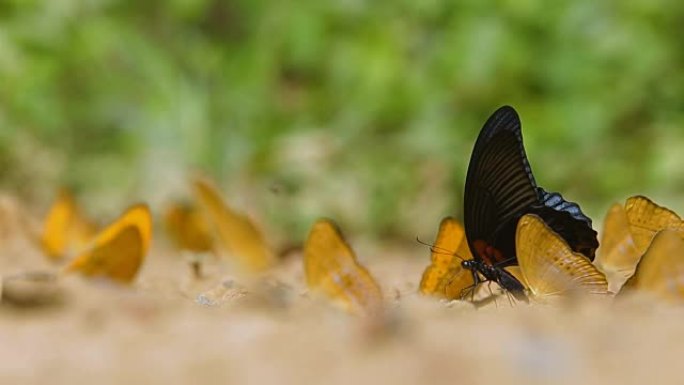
[1,200,683,385]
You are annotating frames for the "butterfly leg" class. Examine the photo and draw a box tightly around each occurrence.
[486,281,499,308]
[460,270,482,302]
[459,284,475,302]
[504,289,516,307]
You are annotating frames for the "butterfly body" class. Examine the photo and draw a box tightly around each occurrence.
[461,258,527,300]
[462,106,598,297]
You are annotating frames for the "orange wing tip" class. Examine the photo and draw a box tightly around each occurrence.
[303,218,383,316]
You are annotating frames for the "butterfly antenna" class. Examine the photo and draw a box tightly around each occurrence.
[415,237,446,253]
[458,267,483,303]
[470,283,476,303]
[415,237,466,263]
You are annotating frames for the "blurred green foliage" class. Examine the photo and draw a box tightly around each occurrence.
[1,0,684,243]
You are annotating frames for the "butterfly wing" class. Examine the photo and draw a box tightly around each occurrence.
[620,230,684,301]
[419,217,474,299]
[624,196,684,256]
[304,219,382,315]
[193,178,274,272]
[64,204,152,283]
[464,106,598,267]
[516,214,608,299]
[464,106,540,264]
[41,190,75,260]
[594,203,640,292]
[41,189,96,261]
[164,202,214,253]
[534,188,599,260]
[537,188,594,226]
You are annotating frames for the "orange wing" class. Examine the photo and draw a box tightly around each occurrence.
[516,214,608,299]
[419,217,474,299]
[594,203,640,292]
[304,219,383,315]
[193,178,274,272]
[164,201,214,253]
[624,196,684,256]
[621,230,684,302]
[40,189,97,261]
[64,204,152,284]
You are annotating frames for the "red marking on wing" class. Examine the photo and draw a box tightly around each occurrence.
[473,239,506,265]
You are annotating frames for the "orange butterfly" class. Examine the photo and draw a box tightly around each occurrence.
[622,196,684,254]
[40,189,97,261]
[419,217,474,299]
[64,204,152,284]
[164,201,214,254]
[304,219,383,315]
[594,203,639,292]
[620,229,684,302]
[595,196,684,291]
[192,178,274,272]
[515,214,609,300]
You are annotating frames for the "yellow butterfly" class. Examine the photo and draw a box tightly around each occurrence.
[64,204,152,284]
[595,196,684,291]
[620,229,684,302]
[164,201,214,254]
[516,214,609,300]
[304,219,383,315]
[40,189,97,261]
[419,217,474,299]
[192,178,274,272]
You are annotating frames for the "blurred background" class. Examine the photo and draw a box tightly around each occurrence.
[1,0,683,245]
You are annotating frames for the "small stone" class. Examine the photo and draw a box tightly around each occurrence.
[195,279,247,307]
[1,271,64,308]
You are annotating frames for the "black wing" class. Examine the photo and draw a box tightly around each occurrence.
[464,106,540,263]
[532,188,599,260]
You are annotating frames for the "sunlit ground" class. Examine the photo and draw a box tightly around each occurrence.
[0,193,681,385]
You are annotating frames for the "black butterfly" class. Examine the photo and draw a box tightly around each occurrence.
[461,106,598,300]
